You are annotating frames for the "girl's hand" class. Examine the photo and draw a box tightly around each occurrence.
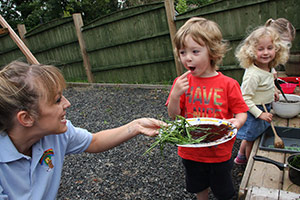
[274,92,280,101]
[272,68,278,79]
[274,89,280,101]
[171,70,191,99]
[258,112,273,123]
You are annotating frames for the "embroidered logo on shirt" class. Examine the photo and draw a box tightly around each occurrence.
[39,148,54,171]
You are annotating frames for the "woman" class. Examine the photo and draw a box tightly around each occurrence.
[0,61,164,200]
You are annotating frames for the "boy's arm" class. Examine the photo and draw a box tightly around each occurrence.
[167,71,191,120]
[167,93,182,120]
[227,112,247,130]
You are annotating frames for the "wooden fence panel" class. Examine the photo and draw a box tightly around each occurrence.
[174,0,300,84]
[82,2,177,84]
[24,17,87,82]
[1,0,299,84]
[0,33,26,67]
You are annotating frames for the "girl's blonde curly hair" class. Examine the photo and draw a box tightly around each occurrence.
[235,26,289,69]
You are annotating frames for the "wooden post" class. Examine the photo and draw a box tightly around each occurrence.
[0,15,39,64]
[72,13,94,83]
[17,24,27,44]
[0,28,8,35]
[17,24,31,63]
[164,0,183,76]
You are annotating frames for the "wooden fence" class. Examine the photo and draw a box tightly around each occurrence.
[0,0,299,84]
[176,0,300,83]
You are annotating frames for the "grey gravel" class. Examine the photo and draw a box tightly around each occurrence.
[57,85,246,200]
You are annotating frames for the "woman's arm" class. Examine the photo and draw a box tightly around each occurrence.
[85,118,164,153]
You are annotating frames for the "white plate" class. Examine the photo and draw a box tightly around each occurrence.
[176,118,237,148]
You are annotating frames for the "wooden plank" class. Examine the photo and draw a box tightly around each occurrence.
[284,116,300,193]
[0,15,39,64]
[288,115,300,128]
[164,0,183,76]
[279,190,300,199]
[72,13,94,83]
[0,27,8,35]
[17,24,26,43]
[248,150,284,189]
[239,137,261,198]
[282,153,300,193]
[272,114,288,127]
[246,186,300,200]
[245,186,279,200]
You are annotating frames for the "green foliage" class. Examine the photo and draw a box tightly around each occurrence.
[1,0,216,30]
[144,116,216,156]
[290,155,300,169]
[0,0,23,30]
[175,0,215,13]
[0,0,118,31]
[186,0,215,7]
[176,0,188,14]
[124,0,161,7]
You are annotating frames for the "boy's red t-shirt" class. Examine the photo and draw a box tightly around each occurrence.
[166,72,248,163]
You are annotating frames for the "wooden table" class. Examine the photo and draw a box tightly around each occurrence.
[239,114,300,199]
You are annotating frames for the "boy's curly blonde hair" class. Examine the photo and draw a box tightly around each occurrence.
[235,26,289,69]
[174,17,229,69]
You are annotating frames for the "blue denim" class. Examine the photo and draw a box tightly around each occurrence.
[236,104,271,141]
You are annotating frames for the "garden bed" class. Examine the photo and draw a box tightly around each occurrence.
[57,85,246,200]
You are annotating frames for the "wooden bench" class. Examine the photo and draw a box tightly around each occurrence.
[239,114,300,199]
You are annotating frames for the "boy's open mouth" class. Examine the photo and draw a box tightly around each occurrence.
[189,67,196,71]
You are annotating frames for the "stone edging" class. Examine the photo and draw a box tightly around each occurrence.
[67,82,172,90]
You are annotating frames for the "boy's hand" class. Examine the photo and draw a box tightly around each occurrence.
[171,70,191,98]
[227,118,243,130]
[167,70,191,119]
[227,112,247,130]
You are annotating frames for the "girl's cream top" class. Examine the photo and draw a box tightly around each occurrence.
[241,64,275,118]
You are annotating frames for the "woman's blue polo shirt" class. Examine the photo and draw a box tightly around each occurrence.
[0,120,92,200]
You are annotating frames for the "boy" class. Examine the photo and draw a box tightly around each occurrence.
[166,17,248,200]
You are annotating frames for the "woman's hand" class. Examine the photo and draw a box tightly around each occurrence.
[86,118,166,153]
[135,118,167,137]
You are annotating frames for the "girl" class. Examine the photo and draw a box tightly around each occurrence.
[0,61,164,199]
[234,26,289,164]
[265,18,296,49]
[265,18,296,78]
[166,17,248,200]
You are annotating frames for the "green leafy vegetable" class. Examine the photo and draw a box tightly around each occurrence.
[144,116,218,156]
[290,155,300,169]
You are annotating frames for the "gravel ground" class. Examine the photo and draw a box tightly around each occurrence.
[57,85,246,200]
